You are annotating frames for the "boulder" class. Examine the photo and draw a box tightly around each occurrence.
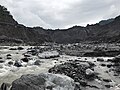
[10,73,75,90]
[85,68,94,76]
[38,51,59,59]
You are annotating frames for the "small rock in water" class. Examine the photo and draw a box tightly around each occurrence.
[23,54,31,57]
[8,61,14,65]
[9,48,17,50]
[0,60,4,63]
[6,54,12,59]
[27,49,38,55]
[79,80,87,87]
[17,47,24,50]
[86,68,94,75]
[34,60,41,65]
[105,84,112,88]
[21,58,29,62]
[14,61,22,67]
[107,64,113,68]
[111,55,120,63]
[7,57,12,59]
[97,58,104,62]
[103,79,112,82]
[114,73,119,76]
[101,63,106,67]
[6,54,12,57]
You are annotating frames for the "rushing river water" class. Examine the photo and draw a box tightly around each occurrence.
[0,46,119,90]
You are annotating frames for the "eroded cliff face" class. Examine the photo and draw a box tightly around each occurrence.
[0,5,120,44]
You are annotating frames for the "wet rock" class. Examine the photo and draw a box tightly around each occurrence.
[103,79,112,82]
[27,49,38,55]
[7,57,12,59]
[107,59,113,62]
[85,68,96,80]
[23,54,31,57]
[0,60,4,63]
[79,80,87,87]
[86,68,94,75]
[6,54,11,57]
[101,63,106,67]
[21,58,29,62]
[114,63,120,66]
[9,48,17,50]
[114,73,119,76]
[34,60,41,65]
[97,58,104,62]
[105,84,111,88]
[10,73,75,90]
[6,54,12,59]
[111,55,120,63]
[14,61,22,67]
[8,61,13,65]
[0,57,2,59]
[88,61,95,68]
[17,47,24,50]
[74,82,81,90]
[107,64,113,68]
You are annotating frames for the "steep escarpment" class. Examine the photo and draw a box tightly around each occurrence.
[0,5,51,44]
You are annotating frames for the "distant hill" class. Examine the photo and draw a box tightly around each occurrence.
[0,5,120,44]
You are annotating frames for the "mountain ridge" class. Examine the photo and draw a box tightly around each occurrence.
[0,5,120,44]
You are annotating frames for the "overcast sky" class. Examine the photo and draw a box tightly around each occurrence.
[0,0,120,29]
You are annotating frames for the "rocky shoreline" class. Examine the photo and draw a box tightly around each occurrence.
[0,46,120,90]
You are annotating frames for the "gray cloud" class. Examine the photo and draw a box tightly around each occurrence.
[0,0,120,29]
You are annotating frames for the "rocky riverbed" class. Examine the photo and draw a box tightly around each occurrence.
[0,46,119,90]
